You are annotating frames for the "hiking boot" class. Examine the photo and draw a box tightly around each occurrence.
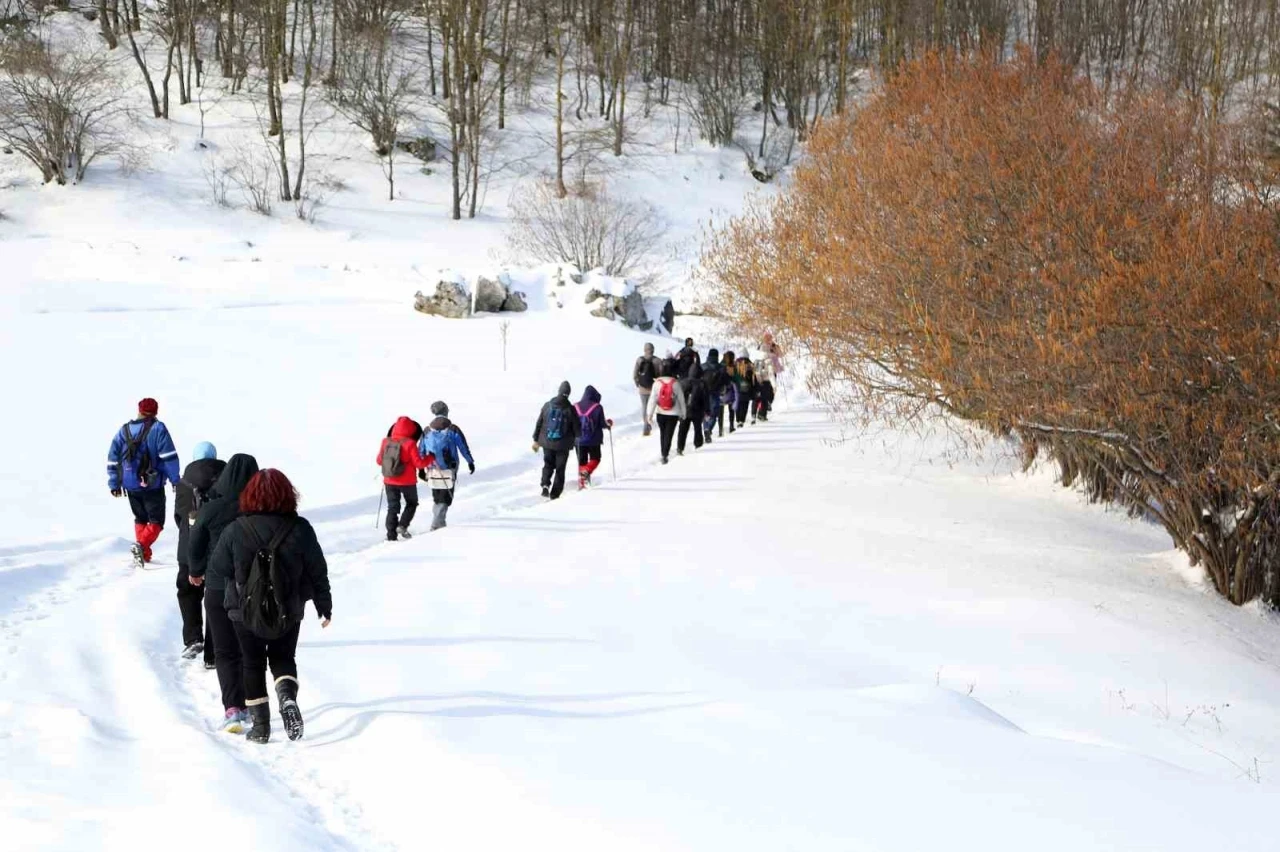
[181,641,205,661]
[643,425,652,437]
[396,526,413,540]
[246,703,271,744]
[130,543,145,568]
[276,677,304,742]
[677,450,684,457]
[541,486,550,498]
[704,435,713,445]
[220,707,249,734]
[577,476,587,491]
[661,457,669,465]
[204,659,217,671]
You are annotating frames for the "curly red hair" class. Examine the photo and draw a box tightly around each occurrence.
[239,469,299,514]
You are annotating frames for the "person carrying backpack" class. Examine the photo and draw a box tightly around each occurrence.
[574,385,612,489]
[754,361,776,423]
[647,363,687,464]
[417,401,475,531]
[676,337,698,378]
[734,357,757,427]
[378,416,433,541]
[212,468,332,744]
[701,349,724,444]
[719,353,739,436]
[107,398,182,566]
[175,441,226,664]
[633,343,662,437]
[677,359,708,456]
[188,452,260,732]
[532,381,581,500]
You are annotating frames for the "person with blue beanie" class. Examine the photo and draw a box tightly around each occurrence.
[175,440,225,663]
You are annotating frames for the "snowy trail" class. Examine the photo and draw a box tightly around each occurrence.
[8,406,1280,850]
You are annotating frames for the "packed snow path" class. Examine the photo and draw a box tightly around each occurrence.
[4,407,1280,850]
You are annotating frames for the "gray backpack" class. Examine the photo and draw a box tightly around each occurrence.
[381,439,407,477]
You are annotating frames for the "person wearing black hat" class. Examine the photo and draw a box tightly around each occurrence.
[107,397,182,566]
[532,381,581,499]
[418,400,476,530]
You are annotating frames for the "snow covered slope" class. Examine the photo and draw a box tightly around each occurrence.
[6,397,1280,851]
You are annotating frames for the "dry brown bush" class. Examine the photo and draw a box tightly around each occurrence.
[704,50,1280,605]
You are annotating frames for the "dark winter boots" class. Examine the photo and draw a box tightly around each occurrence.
[276,677,304,742]
[246,702,271,743]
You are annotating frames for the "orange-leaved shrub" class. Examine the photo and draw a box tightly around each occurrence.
[704,50,1280,605]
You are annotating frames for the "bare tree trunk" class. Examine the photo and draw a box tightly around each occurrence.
[124,21,164,118]
[98,0,119,49]
[554,25,567,198]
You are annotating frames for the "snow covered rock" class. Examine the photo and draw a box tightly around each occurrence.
[501,289,528,312]
[620,290,650,330]
[414,281,471,318]
[474,276,508,313]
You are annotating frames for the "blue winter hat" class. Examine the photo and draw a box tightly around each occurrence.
[192,441,217,460]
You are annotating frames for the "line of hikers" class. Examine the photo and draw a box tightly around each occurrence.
[634,338,779,464]
[107,399,332,744]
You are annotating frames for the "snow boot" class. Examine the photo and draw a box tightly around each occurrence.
[430,503,448,531]
[220,707,249,734]
[276,677,304,742]
[204,659,217,671]
[246,702,271,743]
[661,457,669,465]
[181,641,205,661]
[541,486,550,499]
[396,526,413,540]
[643,425,652,437]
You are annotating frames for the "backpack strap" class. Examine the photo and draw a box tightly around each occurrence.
[250,516,298,553]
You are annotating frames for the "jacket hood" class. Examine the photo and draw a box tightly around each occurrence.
[579,385,601,407]
[706,348,719,365]
[212,453,259,500]
[558,380,572,398]
[391,416,418,439]
[429,415,453,431]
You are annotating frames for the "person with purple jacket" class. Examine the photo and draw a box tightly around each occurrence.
[574,385,612,489]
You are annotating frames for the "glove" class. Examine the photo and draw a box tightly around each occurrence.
[531,442,540,453]
[606,419,614,429]
[418,469,428,481]
[468,462,476,475]
[110,488,122,498]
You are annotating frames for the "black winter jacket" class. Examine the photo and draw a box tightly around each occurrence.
[211,511,332,624]
[533,395,582,452]
[175,458,227,519]
[681,375,709,422]
[188,453,260,591]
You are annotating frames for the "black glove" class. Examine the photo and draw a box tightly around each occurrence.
[468,462,476,475]
[110,488,122,498]
[418,469,428,481]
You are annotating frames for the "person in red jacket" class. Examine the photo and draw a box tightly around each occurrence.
[377,416,433,541]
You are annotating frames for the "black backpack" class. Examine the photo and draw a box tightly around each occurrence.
[121,419,156,486]
[637,357,656,388]
[241,518,299,640]
[381,438,407,477]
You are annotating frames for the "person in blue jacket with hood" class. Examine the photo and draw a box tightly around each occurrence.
[107,397,181,566]
[574,385,612,489]
[418,401,476,531]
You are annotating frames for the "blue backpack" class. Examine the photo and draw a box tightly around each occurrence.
[545,405,568,442]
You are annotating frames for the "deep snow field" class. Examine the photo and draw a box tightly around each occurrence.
[5,12,1280,851]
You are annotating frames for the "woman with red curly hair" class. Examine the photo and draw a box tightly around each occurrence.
[210,468,332,744]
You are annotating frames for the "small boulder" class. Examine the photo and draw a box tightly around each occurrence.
[395,136,437,162]
[502,290,528,312]
[590,300,617,321]
[414,280,471,318]
[619,290,648,329]
[584,288,603,304]
[474,276,508,313]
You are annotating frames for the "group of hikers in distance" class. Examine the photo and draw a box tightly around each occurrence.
[101,334,782,747]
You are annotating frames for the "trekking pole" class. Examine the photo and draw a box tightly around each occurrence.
[375,488,384,529]
[608,428,618,481]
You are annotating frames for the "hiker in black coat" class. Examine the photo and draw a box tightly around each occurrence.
[212,467,331,744]
[175,442,226,665]
[188,453,259,729]
[678,358,708,455]
[532,380,582,500]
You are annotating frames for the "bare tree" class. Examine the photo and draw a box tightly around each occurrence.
[0,40,129,184]
[334,21,418,200]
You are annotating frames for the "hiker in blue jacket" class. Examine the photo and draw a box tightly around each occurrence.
[574,385,612,490]
[107,397,181,566]
[418,401,476,530]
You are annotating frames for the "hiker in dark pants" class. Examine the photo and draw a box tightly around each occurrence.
[175,441,225,664]
[647,364,687,464]
[378,417,432,541]
[533,381,581,499]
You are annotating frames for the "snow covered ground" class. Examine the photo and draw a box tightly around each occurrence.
[5,11,1280,848]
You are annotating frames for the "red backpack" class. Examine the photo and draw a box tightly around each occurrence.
[656,379,675,410]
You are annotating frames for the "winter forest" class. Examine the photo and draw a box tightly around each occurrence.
[6,0,1280,849]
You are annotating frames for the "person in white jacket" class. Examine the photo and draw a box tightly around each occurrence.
[646,363,687,464]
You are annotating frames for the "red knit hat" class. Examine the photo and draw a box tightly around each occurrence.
[138,398,159,417]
